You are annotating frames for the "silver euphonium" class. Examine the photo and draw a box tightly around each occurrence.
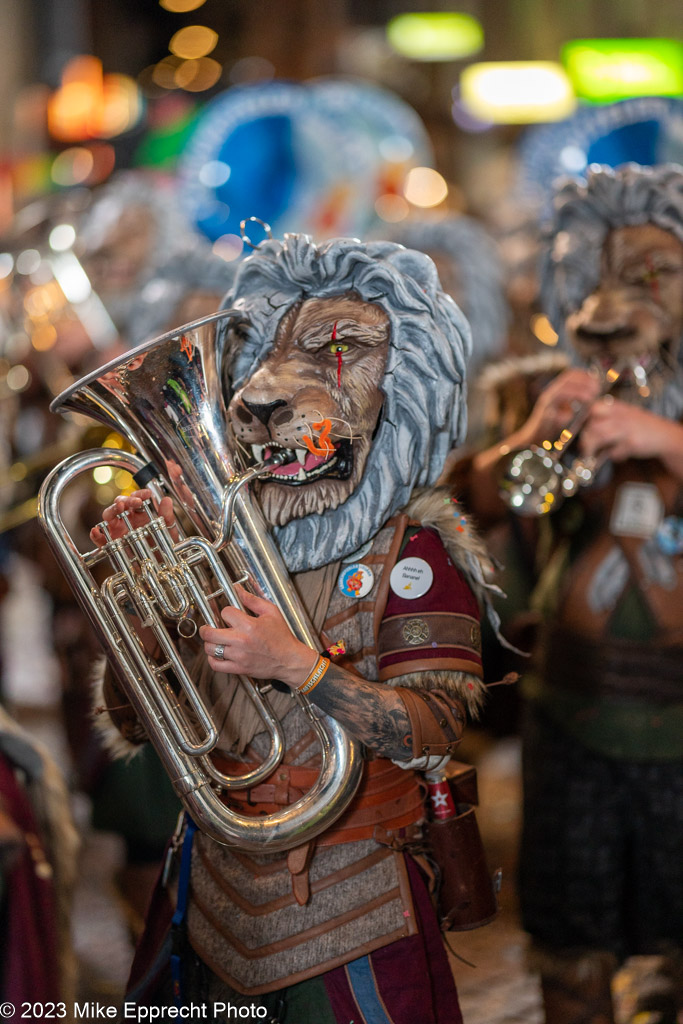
[499,360,646,517]
[38,310,363,852]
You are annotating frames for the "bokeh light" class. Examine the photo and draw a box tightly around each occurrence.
[48,82,102,142]
[15,250,41,275]
[531,314,559,346]
[152,57,184,90]
[198,160,231,188]
[6,365,31,392]
[212,234,243,261]
[562,38,683,102]
[386,12,483,62]
[99,74,143,137]
[160,0,207,10]
[460,62,576,123]
[374,194,410,222]
[84,142,117,184]
[30,323,58,352]
[49,225,77,252]
[115,470,135,491]
[174,57,222,92]
[169,25,218,60]
[403,167,448,208]
[228,56,275,84]
[47,57,141,141]
[51,147,95,186]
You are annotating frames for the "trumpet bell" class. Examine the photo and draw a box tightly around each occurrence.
[499,446,564,516]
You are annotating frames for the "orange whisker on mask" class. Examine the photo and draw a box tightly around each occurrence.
[311,411,356,446]
[301,418,335,456]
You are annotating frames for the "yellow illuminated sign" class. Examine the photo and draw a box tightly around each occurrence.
[460,62,576,124]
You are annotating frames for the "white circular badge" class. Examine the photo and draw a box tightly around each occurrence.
[338,562,375,599]
[389,557,433,600]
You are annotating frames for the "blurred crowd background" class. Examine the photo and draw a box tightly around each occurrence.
[0,0,682,1018]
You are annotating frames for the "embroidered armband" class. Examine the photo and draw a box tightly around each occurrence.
[378,611,482,682]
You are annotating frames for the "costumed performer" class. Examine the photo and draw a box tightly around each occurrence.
[92,234,505,1023]
[449,164,683,1024]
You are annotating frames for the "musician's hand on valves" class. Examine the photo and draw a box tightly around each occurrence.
[89,488,178,547]
[580,400,683,470]
[519,368,602,448]
[199,586,318,688]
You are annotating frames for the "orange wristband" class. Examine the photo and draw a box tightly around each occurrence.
[296,655,330,696]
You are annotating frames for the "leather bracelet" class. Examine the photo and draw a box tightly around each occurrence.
[296,655,330,696]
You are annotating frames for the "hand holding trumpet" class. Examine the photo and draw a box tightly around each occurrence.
[579,399,683,474]
[517,368,602,451]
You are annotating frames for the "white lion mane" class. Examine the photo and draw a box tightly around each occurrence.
[220,234,472,572]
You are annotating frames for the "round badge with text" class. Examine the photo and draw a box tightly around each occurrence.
[338,562,375,598]
[389,557,433,600]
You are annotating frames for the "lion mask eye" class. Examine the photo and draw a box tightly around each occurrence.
[329,342,349,354]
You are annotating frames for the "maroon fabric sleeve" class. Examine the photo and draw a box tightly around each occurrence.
[377,527,482,681]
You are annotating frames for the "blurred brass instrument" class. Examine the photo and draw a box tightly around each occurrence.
[499,361,638,516]
[0,430,112,534]
[0,194,120,534]
[38,311,363,852]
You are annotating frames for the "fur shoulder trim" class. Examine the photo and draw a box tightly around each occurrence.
[384,667,486,719]
[404,486,493,592]
[476,351,570,395]
[402,486,526,660]
[91,656,147,761]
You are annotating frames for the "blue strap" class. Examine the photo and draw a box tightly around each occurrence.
[345,955,394,1024]
[170,815,197,1005]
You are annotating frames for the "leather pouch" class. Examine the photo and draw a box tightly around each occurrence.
[425,768,499,932]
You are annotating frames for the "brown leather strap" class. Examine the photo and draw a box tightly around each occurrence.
[209,756,426,845]
[210,759,321,811]
[287,841,315,906]
[397,687,465,760]
[372,513,410,650]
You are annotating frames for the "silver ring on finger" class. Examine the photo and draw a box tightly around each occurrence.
[214,644,225,660]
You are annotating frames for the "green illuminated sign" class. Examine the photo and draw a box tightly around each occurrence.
[386,12,483,62]
[562,39,683,102]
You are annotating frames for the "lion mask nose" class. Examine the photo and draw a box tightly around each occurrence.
[241,398,287,425]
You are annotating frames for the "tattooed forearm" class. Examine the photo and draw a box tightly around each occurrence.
[307,663,413,760]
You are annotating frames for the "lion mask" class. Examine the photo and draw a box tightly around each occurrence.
[540,163,683,416]
[221,234,471,573]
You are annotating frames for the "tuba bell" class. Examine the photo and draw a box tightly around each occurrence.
[38,310,363,852]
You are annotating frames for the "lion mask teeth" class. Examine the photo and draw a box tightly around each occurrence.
[250,438,354,485]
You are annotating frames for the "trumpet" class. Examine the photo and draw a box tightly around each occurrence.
[38,310,363,852]
[499,361,639,517]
